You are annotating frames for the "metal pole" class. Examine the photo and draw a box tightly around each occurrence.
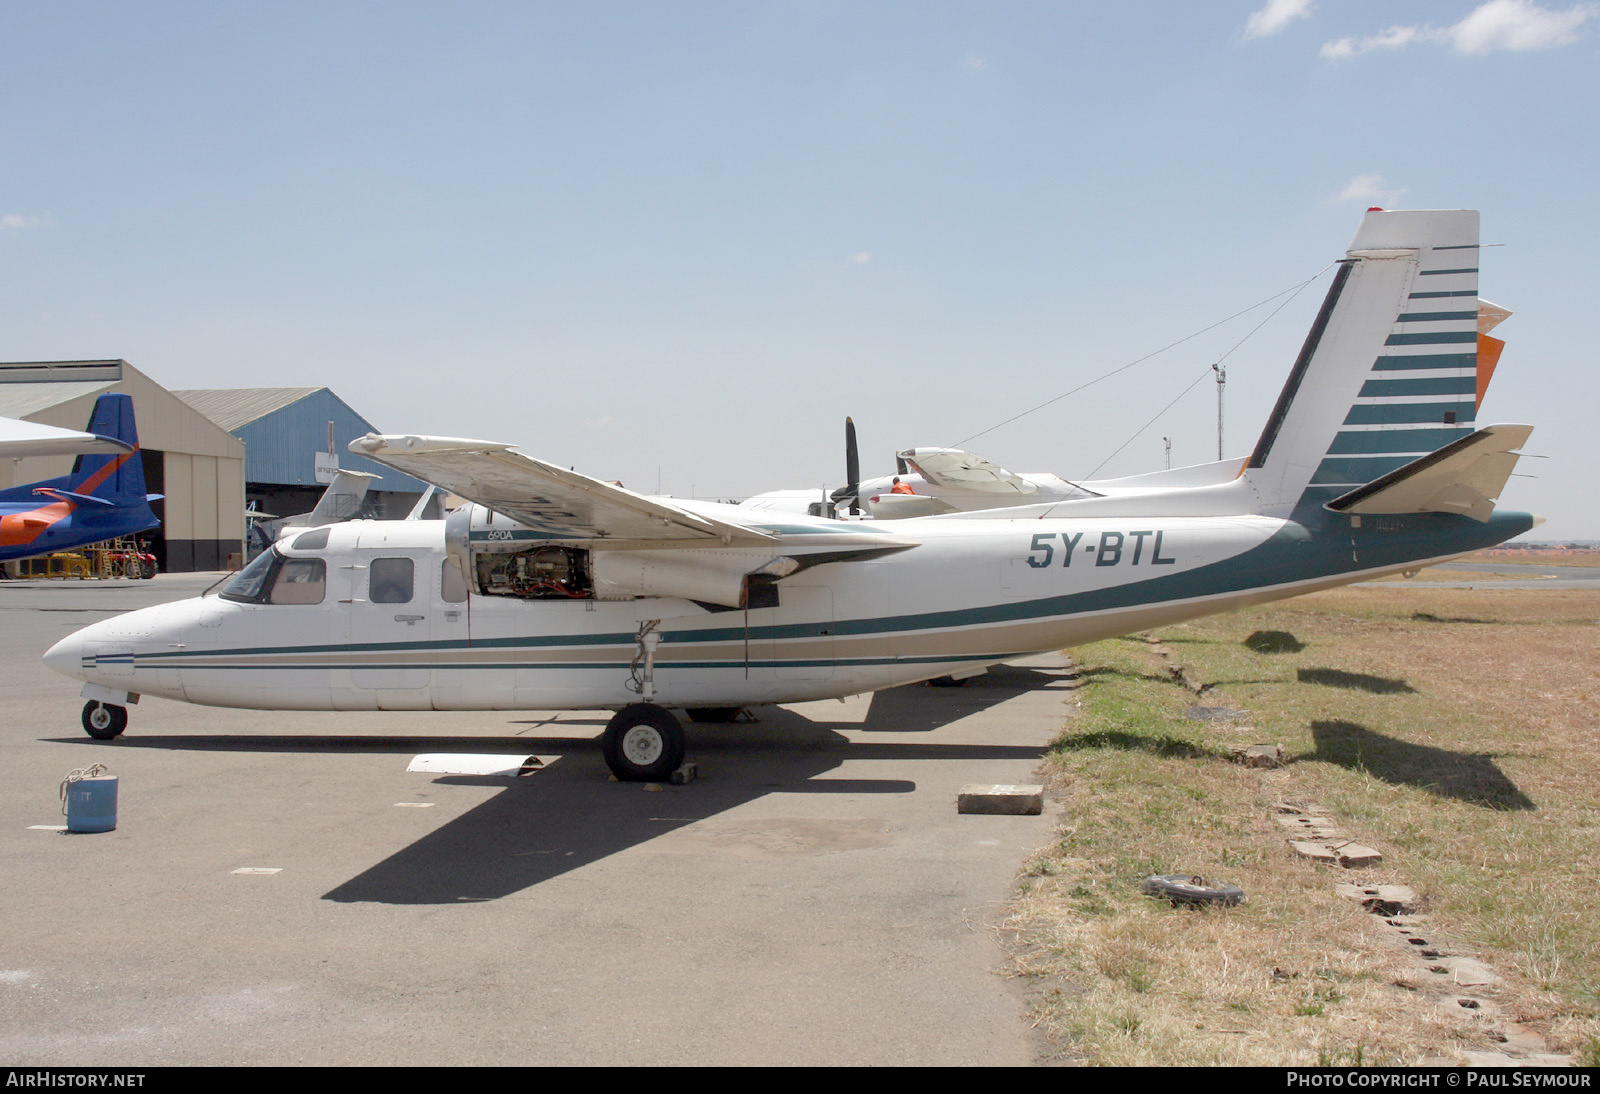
[1212,364,1226,461]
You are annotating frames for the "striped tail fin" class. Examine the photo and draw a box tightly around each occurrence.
[1244,209,1492,520]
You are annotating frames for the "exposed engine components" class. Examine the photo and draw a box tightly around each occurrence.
[475,546,593,600]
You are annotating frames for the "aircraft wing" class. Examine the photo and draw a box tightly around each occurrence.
[898,447,1038,495]
[0,416,135,459]
[349,434,777,547]
[1324,425,1534,524]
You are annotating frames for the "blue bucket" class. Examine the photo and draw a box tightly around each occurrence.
[62,765,118,833]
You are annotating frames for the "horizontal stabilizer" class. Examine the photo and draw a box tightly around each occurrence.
[1324,424,1533,523]
[33,487,120,509]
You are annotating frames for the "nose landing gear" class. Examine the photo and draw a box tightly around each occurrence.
[82,701,128,740]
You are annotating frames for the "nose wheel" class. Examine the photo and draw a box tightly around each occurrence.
[82,701,128,740]
[602,704,685,782]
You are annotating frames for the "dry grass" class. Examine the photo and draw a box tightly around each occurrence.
[1007,585,1600,1065]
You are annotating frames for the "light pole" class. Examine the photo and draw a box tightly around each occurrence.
[1212,363,1226,461]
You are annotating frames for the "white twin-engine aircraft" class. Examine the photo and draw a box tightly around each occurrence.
[46,209,1538,782]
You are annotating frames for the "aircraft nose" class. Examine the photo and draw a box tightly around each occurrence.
[42,629,88,681]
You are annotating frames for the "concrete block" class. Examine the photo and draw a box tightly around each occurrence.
[957,784,1043,815]
[1289,840,1339,864]
[1438,956,1503,987]
[1330,842,1383,868]
[1335,883,1419,914]
[1228,743,1284,768]
[1274,813,1342,839]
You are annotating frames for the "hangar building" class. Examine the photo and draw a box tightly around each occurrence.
[172,387,430,524]
[1,360,245,572]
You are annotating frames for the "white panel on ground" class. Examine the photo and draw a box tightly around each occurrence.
[407,753,550,776]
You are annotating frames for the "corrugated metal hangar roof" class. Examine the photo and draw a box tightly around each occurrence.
[0,361,121,419]
[170,387,325,433]
[175,385,425,492]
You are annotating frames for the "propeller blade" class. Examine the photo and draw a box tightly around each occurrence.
[845,416,860,514]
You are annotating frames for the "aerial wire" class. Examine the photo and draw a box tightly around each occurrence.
[1081,266,1330,478]
[947,260,1339,452]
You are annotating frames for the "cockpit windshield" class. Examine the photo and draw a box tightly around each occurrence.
[220,548,327,605]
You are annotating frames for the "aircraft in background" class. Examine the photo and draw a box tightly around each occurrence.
[247,468,383,556]
[45,209,1537,780]
[1,393,162,565]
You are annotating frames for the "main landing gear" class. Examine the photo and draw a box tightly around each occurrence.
[601,704,686,782]
[82,701,128,740]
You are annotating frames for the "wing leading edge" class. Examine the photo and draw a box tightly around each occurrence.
[349,434,777,548]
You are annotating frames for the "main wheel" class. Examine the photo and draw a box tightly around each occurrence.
[139,559,158,579]
[82,701,128,740]
[602,704,686,782]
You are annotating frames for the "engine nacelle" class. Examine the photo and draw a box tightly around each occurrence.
[590,549,762,608]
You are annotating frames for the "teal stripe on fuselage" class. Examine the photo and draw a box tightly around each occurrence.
[154,651,1016,673]
[1408,290,1477,299]
[1418,268,1478,276]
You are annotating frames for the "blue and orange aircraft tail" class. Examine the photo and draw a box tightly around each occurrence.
[0,393,161,564]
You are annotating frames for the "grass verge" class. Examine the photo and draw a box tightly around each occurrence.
[1005,585,1600,1066]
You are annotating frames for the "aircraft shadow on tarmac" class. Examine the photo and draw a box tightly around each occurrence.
[49,663,1068,904]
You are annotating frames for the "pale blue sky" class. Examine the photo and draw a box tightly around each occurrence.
[4,2,1596,536]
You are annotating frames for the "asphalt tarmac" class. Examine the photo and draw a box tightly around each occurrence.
[1358,562,1600,591]
[1,574,1069,1066]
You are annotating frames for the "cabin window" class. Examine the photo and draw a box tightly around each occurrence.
[369,557,414,604]
[269,558,326,605]
[441,559,468,603]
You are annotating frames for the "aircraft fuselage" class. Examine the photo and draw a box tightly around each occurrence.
[44,506,1530,715]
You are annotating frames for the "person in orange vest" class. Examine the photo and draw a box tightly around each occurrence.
[890,477,915,495]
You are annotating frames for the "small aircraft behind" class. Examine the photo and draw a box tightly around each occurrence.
[246,468,384,556]
[44,209,1538,781]
[1,393,162,565]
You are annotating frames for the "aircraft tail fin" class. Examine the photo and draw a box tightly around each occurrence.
[1243,209,1500,520]
[68,393,151,506]
[302,469,380,528]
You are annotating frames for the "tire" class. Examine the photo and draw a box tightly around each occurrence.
[82,701,128,741]
[602,704,686,782]
[139,559,158,580]
[1140,874,1243,906]
[684,706,742,724]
